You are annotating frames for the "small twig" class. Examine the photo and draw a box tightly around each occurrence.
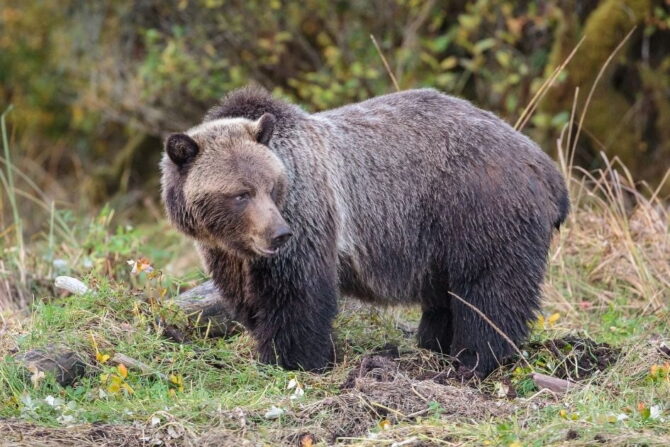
[111,352,168,381]
[523,387,561,402]
[405,408,431,419]
[448,292,532,370]
[410,384,429,402]
[370,34,400,92]
[359,395,406,419]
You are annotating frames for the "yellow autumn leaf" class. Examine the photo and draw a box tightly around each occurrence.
[117,364,128,378]
[100,373,109,383]
[90,332,110,363]
[547,313,561,326]
[107,381,121,394]
[378,419,391,430]
[509,442,523,447]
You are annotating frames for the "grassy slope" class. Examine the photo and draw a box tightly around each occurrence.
[1,150,669,445]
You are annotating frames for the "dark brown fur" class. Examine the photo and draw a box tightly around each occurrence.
[161,87,569,376]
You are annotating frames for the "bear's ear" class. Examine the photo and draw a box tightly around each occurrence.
[255,113,276,146]
[165,133,199,166]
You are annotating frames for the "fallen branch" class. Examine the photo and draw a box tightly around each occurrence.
[171,280,242,338]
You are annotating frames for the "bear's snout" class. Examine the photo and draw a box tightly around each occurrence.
[269,225,292,250]
[253,220,291,256]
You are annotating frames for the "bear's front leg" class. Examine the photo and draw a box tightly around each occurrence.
[247,251,338,372]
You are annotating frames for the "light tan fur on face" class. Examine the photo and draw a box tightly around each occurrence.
[183,117,283,201]
[181,117,289,254]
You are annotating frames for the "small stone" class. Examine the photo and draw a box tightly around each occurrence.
[264,405,284,419]
[54,276,89,295]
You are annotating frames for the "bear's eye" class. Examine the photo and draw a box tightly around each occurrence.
[234,192,251,202]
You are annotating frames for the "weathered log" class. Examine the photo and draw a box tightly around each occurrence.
[171,280,243,338]
[15,347,87,387]
[531,373,575,394]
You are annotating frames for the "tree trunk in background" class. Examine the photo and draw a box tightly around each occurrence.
[542,0,670,193]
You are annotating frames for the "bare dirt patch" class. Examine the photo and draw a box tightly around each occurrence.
[269,346,515,444]
[279,375,513,445]
[526,335,620,381]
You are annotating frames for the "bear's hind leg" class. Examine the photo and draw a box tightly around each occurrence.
[417,304,454,354]
[449,257,544,377]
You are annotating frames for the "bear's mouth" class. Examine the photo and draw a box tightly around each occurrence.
[252,244,279,257]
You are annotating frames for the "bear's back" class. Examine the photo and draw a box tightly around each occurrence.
[307,89,567,303]
[315,89,544,165]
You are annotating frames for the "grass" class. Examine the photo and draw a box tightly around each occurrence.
[1,97,670,446]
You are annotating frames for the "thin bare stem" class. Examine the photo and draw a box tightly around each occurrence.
[1,106,25,289]
[515,35,586,131]
[370,34,400,92]
[566,87,580,173]
[448,292,532,370]
[571,27,637,159]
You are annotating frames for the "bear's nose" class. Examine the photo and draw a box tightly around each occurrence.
[270,226,293,249]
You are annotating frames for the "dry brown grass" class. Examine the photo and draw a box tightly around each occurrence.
[0,419,147,447]
[546,153,670,319]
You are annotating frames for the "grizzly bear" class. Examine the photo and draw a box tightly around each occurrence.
[161,87,569,377]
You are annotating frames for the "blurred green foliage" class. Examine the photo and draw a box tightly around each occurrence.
[1,0,669,211]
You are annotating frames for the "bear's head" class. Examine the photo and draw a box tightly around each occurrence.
[160,113,292,258]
